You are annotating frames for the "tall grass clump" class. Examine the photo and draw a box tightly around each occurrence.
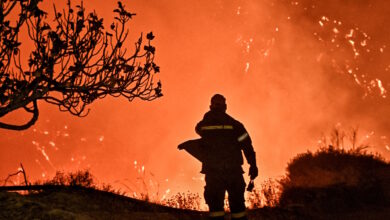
[246,179,280,208]
[279,128,390,212]
[161,191,201,210]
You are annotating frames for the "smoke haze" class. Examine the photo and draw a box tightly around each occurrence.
[1,0,389,196]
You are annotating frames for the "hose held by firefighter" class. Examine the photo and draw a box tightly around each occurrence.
[178,94,258,220]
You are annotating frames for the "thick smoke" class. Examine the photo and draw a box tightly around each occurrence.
[1,0,389,196]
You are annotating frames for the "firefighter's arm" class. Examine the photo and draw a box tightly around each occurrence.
[237,124,258,179]
[243,144,258,180]
[241,136,257,168]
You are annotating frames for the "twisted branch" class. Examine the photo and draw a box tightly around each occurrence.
[0,0,162,130]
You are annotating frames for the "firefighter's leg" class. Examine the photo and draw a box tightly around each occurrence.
[204,174,226,220]
[227,174,248,220]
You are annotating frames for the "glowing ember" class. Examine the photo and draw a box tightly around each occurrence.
[40,148,50,161]
[263,49,270,57]
[376,79,387,98]
[313,12,388,98]
[353,74,361,85]
[365,131,375,139]
[345,29,354,38]
[245,62,250,72]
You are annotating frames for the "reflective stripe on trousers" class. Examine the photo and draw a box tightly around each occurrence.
[209,211,225,217]
[231,211,247,219]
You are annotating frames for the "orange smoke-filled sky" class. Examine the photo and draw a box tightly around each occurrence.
[1,0,390,196]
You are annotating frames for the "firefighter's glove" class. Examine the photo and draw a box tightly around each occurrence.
[247,180,255,192]
[249,166,258,180]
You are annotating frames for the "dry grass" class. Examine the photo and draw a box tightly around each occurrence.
[246,178,280,209]
[161,191,201,210]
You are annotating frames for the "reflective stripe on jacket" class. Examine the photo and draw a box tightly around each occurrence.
[195,110,256,174]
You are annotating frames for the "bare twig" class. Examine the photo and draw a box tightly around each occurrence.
[2,163,29,186]
[20,163,29,186]
[3,170,23,186]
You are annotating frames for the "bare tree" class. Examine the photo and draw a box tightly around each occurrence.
[0,0,162,130]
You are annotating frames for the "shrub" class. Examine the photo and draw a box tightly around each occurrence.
[162,191,201,210]
[45,170,95,188]
[279,145,390,211]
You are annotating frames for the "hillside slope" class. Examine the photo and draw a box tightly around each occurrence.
[1,186,389,219]
[0,187,207,220]
[0,187,303,220]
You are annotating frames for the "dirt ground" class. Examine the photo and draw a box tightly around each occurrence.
[1,188,389,220]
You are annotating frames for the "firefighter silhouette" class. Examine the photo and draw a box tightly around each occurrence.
[178,94,258,220]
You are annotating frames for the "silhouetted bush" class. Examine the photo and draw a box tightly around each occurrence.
[45,170,95,188]
[279,145,390,212]
[39,170,127,195]
[162,191,201,210]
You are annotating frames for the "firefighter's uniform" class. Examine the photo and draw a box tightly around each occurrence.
[195,101,257,220]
